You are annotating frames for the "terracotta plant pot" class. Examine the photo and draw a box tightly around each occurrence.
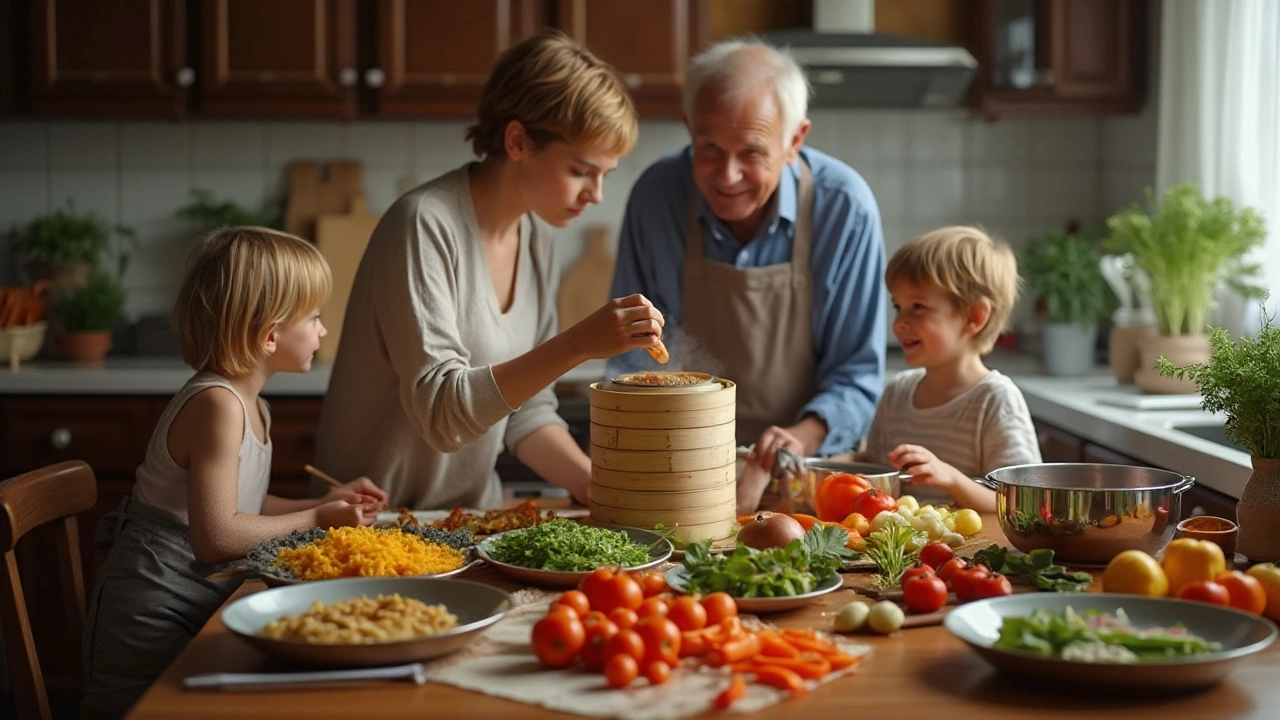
[55,330,113,365]
[1108,324,1154,384]
[1236,457,1280,562]
[1133,333,1208,394]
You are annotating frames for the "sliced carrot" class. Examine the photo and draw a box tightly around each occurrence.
[750,665,807,694]
[778,630,842,657]
[713,674,747,709]
[680,630,708,657]
[718,616,743,640]
[826,652,862,670]
[706,633,762,667]
[789,513,822,531]
[757,631,801,659]
[744,654,831,680]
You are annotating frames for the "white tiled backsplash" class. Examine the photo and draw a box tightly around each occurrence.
[0,108,1155,329]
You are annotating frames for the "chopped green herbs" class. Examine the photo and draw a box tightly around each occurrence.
[680,525,857,598]
[994,607,1220,661]
[485,520,650,571]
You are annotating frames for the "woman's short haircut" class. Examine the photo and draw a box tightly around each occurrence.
[886,226,1022,354]
[682,37,811,146]
[173,227,331,376]
[466,29,638,159]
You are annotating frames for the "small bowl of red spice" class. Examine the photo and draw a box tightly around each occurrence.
[1175,515,1238,559]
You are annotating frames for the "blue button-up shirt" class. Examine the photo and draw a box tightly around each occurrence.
[607,145,886,455]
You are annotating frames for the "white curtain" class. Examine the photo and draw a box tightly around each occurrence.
[1157,0,1280,335]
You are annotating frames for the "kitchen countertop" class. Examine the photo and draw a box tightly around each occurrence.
[2,352,1251,499]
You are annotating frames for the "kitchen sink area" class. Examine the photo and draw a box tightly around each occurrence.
[1167,421,1251,455]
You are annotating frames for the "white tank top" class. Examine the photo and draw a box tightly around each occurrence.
[132,372,272,524]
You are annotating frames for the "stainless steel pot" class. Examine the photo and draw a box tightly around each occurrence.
[978,463,1195,566]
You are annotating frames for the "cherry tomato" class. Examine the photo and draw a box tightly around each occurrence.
[850,488,898,520]
[1178,580,1232,606]
[580,610,610,629]
[552,590,592,618]
[546,604,579,622]
[951,564,992,601]
[635,616,682,667]
[901,564,934,584]
[604,653,639,688]
[579,568,616,606]
[919,541,955,570]
[579,618,619,670]
[608,606,639,630]
[637,596,670,620]
[814,472,873,523]
[700,592,739,626]
[637,571,668,597]
[667,595,708,632]
[531,611,585,668]
[591,573,645,615]
[643,660,671,686]
[1215,571,1267,614]
[603,628,645,663]
[902,571,948,613]
[971,572,1013,600]
[936,556,971,583]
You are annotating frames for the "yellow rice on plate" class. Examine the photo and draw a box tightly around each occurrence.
[274,526,467,581]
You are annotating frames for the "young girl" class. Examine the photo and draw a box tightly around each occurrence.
[82,227,388,718]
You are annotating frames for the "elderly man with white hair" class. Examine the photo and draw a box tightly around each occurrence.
[606,38,887,512]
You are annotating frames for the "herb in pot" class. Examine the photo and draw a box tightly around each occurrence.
[485,520,651,571]
[681,524,856,598]
[972,545,1093,593]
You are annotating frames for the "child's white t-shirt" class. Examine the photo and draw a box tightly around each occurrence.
[862,368,1042,480]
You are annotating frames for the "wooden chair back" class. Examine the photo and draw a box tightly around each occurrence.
[0,460,97,720]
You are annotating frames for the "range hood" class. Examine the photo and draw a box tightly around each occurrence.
[762,0,977,109]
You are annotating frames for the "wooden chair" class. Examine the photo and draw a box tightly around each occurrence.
[0,460,97,720]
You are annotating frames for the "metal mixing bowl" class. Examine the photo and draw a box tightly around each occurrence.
[978,463,1195,566]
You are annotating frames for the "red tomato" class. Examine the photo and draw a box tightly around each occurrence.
[637,596,670,620]
[700,592,739,626]
[667,596,708,632]
[951,564,992,601]
[901,564,934,584]
[591,573,645,615]
[814,473,873,523]
[580,610,610,629]
[608,607,639,630]
[552,590,592,618]
[531,611,585,668]
[579,618,620,670]
[1215,571,1267,614]
[919,541,955,570]
[579,568,616,605]
[604,654,639,688]
[971,572,1013,600]
[1178,580,1232,606]
[635,616,682,667]
[902,571,948,613]
[604,628,645,663]
[850,488,898,520]
[637,571,668,597]
[643,660,671,686]
[937,556,971,583]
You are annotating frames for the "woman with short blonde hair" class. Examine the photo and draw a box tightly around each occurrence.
[316,30,661,510]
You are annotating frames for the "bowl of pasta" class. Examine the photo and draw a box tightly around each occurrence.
[221,577,511,667]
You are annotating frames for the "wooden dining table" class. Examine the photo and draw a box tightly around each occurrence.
[126,513,1279,719]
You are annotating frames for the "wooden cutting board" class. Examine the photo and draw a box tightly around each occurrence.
[284,160,364,241]
[557,225,615,333]
[315,194,380,362]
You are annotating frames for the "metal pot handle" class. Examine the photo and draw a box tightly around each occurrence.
[1172,475,1196,494]
[976,475,1001,491]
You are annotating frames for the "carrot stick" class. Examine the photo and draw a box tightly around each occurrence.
[778,632,842,657]
[750,665,807,694]
[743,654,831,680]
[680,630,708,657]
[713,674,747,709]
[826,652,862,670]
[756,631,801,659]
[705,633,762,667]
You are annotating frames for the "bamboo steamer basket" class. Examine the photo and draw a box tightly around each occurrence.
[589,374,737,542]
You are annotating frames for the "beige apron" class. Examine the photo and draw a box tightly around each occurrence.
[683,160,817,446]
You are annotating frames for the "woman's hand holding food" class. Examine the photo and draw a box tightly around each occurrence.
[316,499,379,529]
[320,476,388,512]
[565,294,664,360]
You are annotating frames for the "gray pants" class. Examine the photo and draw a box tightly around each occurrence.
[81,497,243,718]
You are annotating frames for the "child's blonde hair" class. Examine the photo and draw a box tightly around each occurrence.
[173,227,331,376]
[466,29,638,159]
[886,226,1020,354]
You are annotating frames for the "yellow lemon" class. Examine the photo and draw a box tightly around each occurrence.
[1103,549,1169,596]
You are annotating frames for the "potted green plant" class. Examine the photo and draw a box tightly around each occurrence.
[52,257,128,365]
[1158,302,1280,561]
[1021,229,1111,376]
[14,201,136,291]
[1106,183,1266,393]
[177,189,285,232]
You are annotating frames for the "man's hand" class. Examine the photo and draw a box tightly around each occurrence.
[888,444,966,491]
[746,415,827,473]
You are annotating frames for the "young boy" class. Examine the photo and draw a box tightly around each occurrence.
[857,226,1041,511]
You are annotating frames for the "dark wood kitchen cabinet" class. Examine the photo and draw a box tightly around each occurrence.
[1033,419,1084,463]
[556,0,708,116]
[198,0,359,118]
[28,0,189,117]
[974,0,1147,117]
[0,0,12,114]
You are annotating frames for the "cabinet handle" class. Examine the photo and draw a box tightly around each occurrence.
[50,427,72,450]
[364,68,386,89]
[175,67,195,88]
[338,67,358,87]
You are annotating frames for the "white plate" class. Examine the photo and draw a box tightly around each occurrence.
[476,524,672,588]
[375,507,590,526]
[222,577,511,668]
[663,566,844,613]
[945,593,1277,689]
[257,556,479,588]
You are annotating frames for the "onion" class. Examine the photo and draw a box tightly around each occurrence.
[736,512,806,550]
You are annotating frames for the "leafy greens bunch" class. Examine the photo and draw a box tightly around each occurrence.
[486,519,650,571]
[681,525,856,598]
[973,545,1093,593]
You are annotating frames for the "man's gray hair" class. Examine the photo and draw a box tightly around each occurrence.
[682,38,811,147]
